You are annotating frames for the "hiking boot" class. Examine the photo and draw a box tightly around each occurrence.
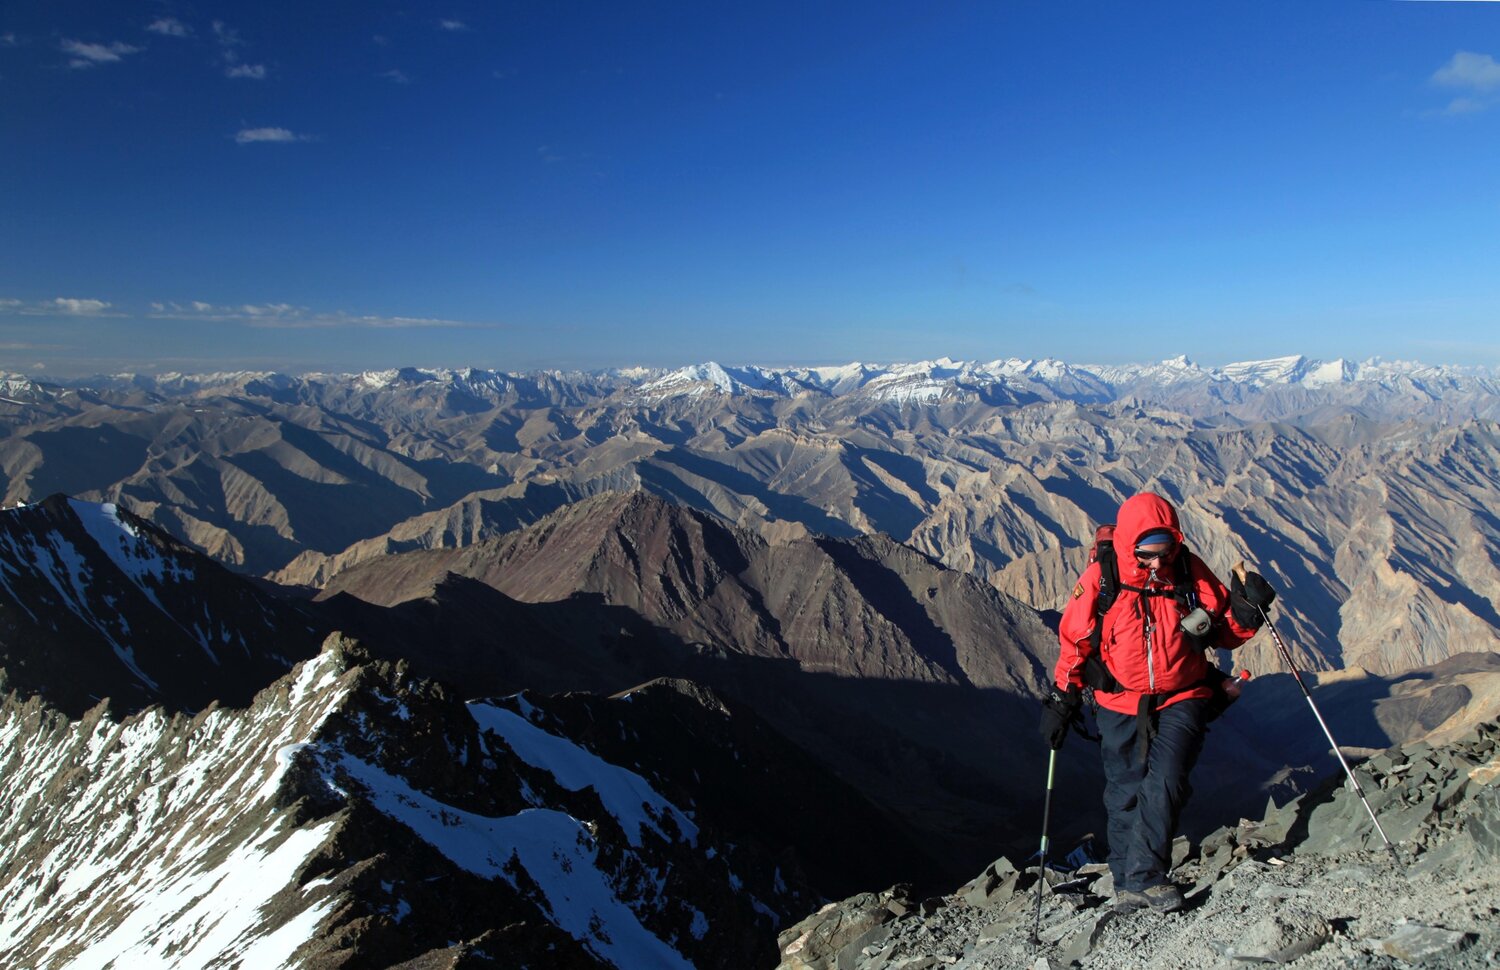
[1112,883,1184,914]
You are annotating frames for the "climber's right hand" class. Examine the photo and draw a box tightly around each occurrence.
[1039,685,1082,750]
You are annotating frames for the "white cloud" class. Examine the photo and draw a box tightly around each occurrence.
[146,17,191,38]
[5,296,490,330]
[211,20,252,71]
[226,63,267,79]
[60,39,142,69]
[1432,51,1500,92]
[439,19,469,32]
[212,20,242,50]
[1,33,19,48]
[51,298,112,315]
[381,68,411,84]
[155,301,219,313]
[240,303,299,317]
[1,297,115,316]
[234,127,303,144]
[1444,97,1487,115]
[1426,51,1500,116]
[148,301,492,329]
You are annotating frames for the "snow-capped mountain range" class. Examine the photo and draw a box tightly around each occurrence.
[3,349,1497,682]
[2,354,1494,407]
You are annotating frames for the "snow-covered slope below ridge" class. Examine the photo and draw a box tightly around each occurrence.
[0,636,807,969]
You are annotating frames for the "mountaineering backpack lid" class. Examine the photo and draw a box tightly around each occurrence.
[1088,524,1114,565]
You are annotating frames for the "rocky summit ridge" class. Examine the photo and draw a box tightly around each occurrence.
[0,636,823,969]
[777,721,1500,970]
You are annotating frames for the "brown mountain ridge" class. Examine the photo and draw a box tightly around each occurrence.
[315,491,1059,883]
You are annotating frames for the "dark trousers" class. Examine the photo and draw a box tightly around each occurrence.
[1097,698,1206,891]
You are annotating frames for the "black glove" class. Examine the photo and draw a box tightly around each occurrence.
[1230,570,1276,629]
[1039,686,1082,750]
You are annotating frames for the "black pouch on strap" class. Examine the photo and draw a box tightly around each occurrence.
[1200,666,1236,723]
[1081,652,1123,693]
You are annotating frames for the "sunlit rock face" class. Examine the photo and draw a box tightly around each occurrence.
[3,357,1495,683]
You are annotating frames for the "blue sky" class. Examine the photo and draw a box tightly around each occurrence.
[2,1,1498,377]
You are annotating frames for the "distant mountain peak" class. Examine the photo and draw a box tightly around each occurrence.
[639,361,777,397]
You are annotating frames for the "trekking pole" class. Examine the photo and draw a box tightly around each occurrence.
[1029,747,1057,949]
[1236,565,1395,854]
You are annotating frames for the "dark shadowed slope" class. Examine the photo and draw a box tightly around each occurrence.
[0,495,326,715]
[317,491,1060,885]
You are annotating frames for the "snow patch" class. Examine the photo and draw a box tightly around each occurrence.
[469,702,698,848]
[59,820,337,970]
[330,753,694,970]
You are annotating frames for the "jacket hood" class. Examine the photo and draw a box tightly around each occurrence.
[1116,492,1183,583]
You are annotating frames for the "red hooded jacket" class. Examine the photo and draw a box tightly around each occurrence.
[1054,493,1257,715]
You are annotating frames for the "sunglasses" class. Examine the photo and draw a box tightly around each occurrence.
[1134,545,1176,564]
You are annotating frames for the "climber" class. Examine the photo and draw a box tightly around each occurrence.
[1038,491,1275,913]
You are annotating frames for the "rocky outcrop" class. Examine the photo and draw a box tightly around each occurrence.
[1181,650,1500,841]
[777,721,1500,969]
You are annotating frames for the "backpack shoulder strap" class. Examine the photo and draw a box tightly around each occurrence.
[1093,527,1119,601]
[1083,526,1124,693]
[1173,544,1197,612]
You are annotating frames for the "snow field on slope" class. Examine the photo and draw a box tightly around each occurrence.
[3,519,163,688]
[69,498,233,663]
[307,698,718,967]
[57,821,339,970]
[0,651,353,969]
[469,701,699,847]
[68,499,197,599]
